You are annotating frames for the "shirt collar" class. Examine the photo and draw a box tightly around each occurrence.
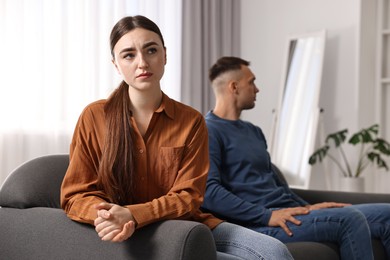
[155,92,175,120]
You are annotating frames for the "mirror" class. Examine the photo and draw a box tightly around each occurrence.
[270,30,326,189]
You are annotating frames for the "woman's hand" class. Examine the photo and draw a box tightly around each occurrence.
[94,202,136,242]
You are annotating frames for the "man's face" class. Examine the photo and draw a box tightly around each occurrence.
[236,65,259,110]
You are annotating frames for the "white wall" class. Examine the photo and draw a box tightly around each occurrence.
[240,0,381,191]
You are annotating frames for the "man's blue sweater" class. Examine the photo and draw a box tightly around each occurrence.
[202,111,308,226]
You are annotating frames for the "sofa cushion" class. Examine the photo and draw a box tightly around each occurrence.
[286,242,339,260]
[0,154,69,208]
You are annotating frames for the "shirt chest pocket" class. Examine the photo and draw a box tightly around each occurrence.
[157,146,185,189]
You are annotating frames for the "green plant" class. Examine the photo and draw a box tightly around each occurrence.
[309,124,390,178]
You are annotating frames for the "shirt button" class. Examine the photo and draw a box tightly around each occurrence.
[139,149,144,154]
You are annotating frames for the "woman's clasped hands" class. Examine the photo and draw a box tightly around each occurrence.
[94,202,136,242]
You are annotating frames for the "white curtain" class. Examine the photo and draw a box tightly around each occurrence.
[0,0,182,185]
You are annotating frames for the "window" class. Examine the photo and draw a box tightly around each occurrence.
[0,0,182,183]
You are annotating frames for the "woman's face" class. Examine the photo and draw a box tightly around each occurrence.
[112,28,166,92]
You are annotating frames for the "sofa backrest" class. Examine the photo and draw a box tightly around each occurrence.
[0,154,69,209]
[0,156,287,210]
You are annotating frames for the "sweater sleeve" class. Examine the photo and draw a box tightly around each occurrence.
[286,186,309,206]
[202,126,272,226]
[272,163,309,206]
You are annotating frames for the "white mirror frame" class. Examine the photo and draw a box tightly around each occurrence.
[270,30,326,189]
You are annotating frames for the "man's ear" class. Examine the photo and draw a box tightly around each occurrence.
[228,80,239,94]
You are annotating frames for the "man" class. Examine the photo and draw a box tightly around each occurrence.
[201,56,390,260]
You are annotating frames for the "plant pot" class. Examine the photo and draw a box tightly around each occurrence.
[339,177,365,192]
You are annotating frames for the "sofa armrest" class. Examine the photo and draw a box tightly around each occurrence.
[292,188,390,205]
[0,207,217,260]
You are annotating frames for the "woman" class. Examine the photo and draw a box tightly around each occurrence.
[60,15,292,260]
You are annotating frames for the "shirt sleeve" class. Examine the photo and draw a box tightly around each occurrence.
[202,126,272,226]
[60,107,109,225]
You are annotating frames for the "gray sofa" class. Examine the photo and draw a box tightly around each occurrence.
[0,154,222,260]
[0,154,388,260]
[272,164,390,260]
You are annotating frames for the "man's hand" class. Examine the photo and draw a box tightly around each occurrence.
[268,207,310,236]
[305,202,351,211]
[94,202,136,242]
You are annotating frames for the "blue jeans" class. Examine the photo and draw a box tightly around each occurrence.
[212,222,293,260]
[250,203,390,260]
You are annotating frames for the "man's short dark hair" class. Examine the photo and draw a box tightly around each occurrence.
[209,57,250,82]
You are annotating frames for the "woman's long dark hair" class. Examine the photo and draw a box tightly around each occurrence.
[97,16,165,205]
